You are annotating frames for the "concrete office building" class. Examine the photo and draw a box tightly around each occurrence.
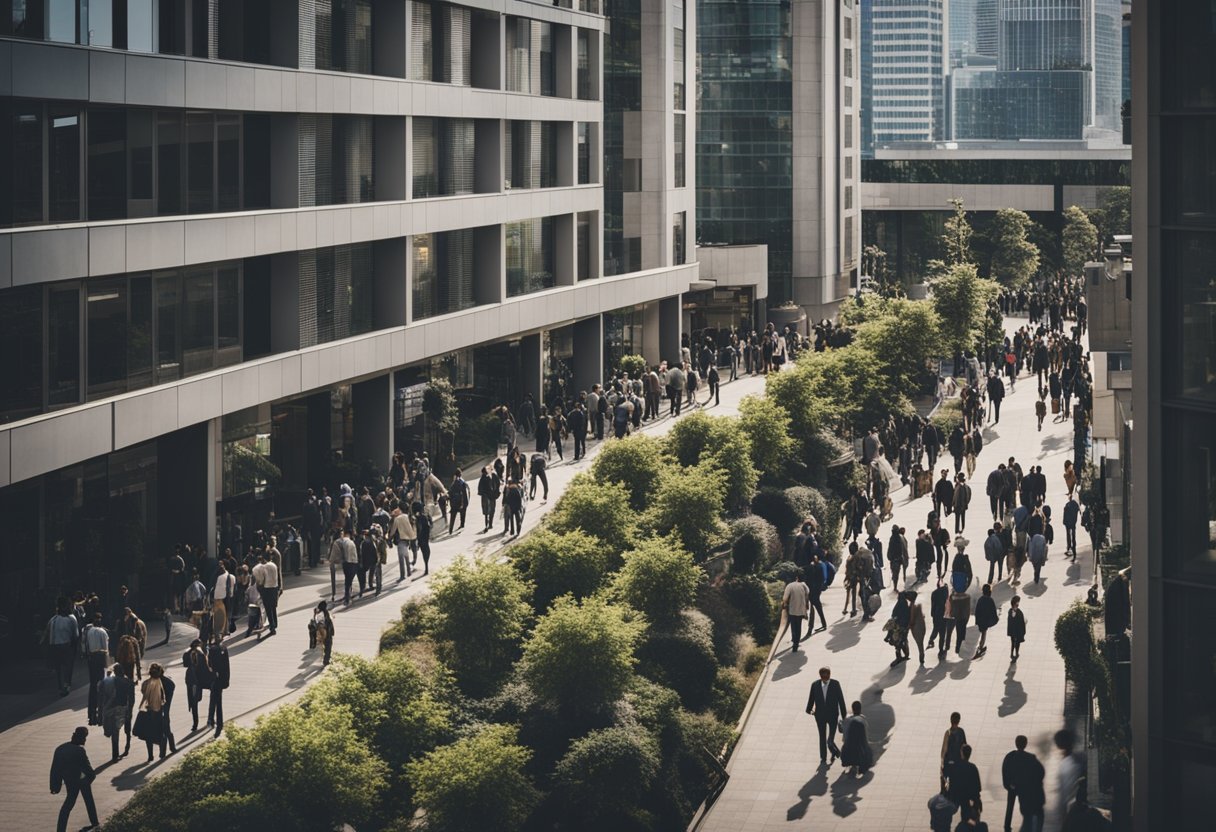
[861,0,945,151]
[0,0,715,645]
[697,0,859,319]
[1130,1,1216,826]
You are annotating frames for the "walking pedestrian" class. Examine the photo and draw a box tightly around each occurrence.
[840,701,873,777]
[781,571,811,651]
[49,726,99,832]
[1063,496,1080,559]
[99,664,133,761]
[569,402,589,460]
[82,614,109,725]
[391,499,417,579]
[888,591,911,666]
[806,555,830,632]
[949,745,983,822]
[529,451,549,500]
[974,584,999,658]
[1007,595,1026,661]
[212,562,235,638]
[928,578,952,656]
[476,466,499,535]
[1027,532,1048,584]
[907,590,927,664]
[135,663,168,761]
[707,363,721,406]
[181,639,211,732]
[205,638,229,737]
[805,667,848,765]
[888,525,908,590]
[448,469,470,533]
[330,528,359,608]
[413,500,433,575]
[1002,735,1046,832]
[46,603,80,697]
[953,474,972,533]
[941,712,968,787]
[1054,730,1086,823]
[309,600,335,665]
[987,372,1006,423]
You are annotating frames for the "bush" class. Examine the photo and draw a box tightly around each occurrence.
[548,474,636,550]
[591,433,670,511]
[751,488,804,540]
[552,726,661,828]
[740,644,769,675]
[695,582,750,666]
[638,610,719,712]
[428,556,534,695]
[738,395,798,480]
[767,560,803,585]
[521,595,646,715]
[407,724,540,832]
[722,576,777,644]
[185,793,278,832]
[729,515,782,574]
[931,397,965,436]
[511,528,616,613]
[618,353,649,379]
[710,666,752,724]
[645,462,729,558]
[612,537,701,625]
[665,413,758,511]
[379,595,436,652]
[1054,600,1099,693]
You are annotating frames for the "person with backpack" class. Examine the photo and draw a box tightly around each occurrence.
[1027,531,1048,584]
[309,600,335,666]
[181,639,212,733]
[807,554,831,632]
[973,584,999,658]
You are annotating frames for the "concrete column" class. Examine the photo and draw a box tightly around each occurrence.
[473,225,504,305]
[374,117,408,201]
[373,238,408,329]
[553,214,575,286]
[271,0,300,67]
[352,375,392,475]
[660,294,682,367]
[521,333,542,405]
[642,301,661,366]
[555,24,575,99]
[573,315,604,393]
[471,10,502,90]
[207,417,219,557]
[270,115,300,210]
[373,0,407,78]
[270,252,301,353]
[556,121,575,187]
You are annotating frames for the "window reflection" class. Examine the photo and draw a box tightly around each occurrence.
[1163,408,1216,578]
[1163,231,1216,403]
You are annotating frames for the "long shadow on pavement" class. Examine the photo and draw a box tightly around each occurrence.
[861,687,896,765]
[771,648,809,681]
[825,617,870,653]
[998,665,1027,717]
[909,658,950,695]
[786,765,830,821]
[1023,580,1048,598]
[830,768,874,817]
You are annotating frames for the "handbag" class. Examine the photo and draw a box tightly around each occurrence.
[132,709,157,740]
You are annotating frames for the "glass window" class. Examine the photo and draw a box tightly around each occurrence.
[578,122,591,185]
[1162,1,1216,110]
[1163,586,1216,748]
[191,0,209,57]
[155,273,181,381]
[217,115,241,211]
[673,211,685,266]
[158,0,186,55]
[127,0,155,52]
[47,283,80,407]
[674,114,685,188]
[49,109,81,222]
[128,110,154,203]
[47,0,76,43]
[87,108,126,220]
[86,278,128,399]
[87,0,114,47]
[1164,117,1216,226]
[10,106,44,225]
[217,266,241,361]
[182,269,215,375]
[411,233,436,320]
[506,216,555,297]
[412,117,436,198]
[1162,408,1216,578]
[0,285,44,421]
[157,112,182,214]
[128,275,154,390]
[186,111,214,213]
[577,212,592,281]
[1163,231,1216,402]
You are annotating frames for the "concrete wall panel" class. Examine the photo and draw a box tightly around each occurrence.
[10,405,111,483]
[176,375,223,427]
[114,387,179,450]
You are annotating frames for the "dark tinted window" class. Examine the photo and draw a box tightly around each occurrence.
[0,286,44,421]
[46,284,80,407]
[87,108,126,220]
[87,279,129,398]
[48,109,80,221]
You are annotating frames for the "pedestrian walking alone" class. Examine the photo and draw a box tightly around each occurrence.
[1007,596,1026,661]
[840,701,873,777]
[49,727,99,832]
[973,584,999,658]
[806,667,848,764]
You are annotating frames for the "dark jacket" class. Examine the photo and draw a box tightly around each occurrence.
[568,408,588,438]
[1007,607,1027,641]
[975,596,999,630]
[948,760,982,809]
[930,584,949,619]
[182,648,213,687]
[806,678,848,722]
[448,477,470,510]
[206,643,231,690]
[50,742,94,791]
[934,478,955,508]
[987,376,1006,401]
[1002,748,1046,811]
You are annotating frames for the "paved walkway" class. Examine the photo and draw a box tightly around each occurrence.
[699,318,1093,832]
[0,365,770,830]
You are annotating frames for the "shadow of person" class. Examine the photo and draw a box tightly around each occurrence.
[861,687,896,765]
[948,657,973,681]
[1040,433,1068,452]
[909,658,950,695]
[772,648,809,681]
[1023,580,1048,597]
[998,666,1028,717]
[830,768,874,817]
[787,764,830,821]
[825,621,862,653]
[871,659,908,688]
[1064,559,1088,586]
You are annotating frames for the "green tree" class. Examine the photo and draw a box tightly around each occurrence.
[988,208,1040,287]
[612,537,701,624]
[423,378,461,473]
[644,461,730,557]
[547,474,636,550]
[1062,204,1099,279]
[521,594,646,714]
[407,724,540,832]
[942,198,975,266]
[637,610,719,710]
[862,243,888,286]
[428,556,534,694]
[552,726,662,829]
[931,261,1001,361]
[510,528,617,612]
[1089,186,1131,250]
[617,354,648,378]
[665,412,758,510]
[590,433,669,510]
[852,298,944,390]
[737,395,797,480]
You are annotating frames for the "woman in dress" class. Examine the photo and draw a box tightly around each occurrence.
[1063,459,1078,499]
[136,663,168,761]
[840,700,874,777]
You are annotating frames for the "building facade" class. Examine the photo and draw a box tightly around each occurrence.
[861,0,945,151]
[1130,1,1216,827]
[697,0,858,318]
[0,0,707,649]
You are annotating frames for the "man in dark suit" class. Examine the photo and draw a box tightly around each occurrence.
[50,726,99,832]
[948,744,983,822]
[805,666,848,764]
[1001,735,1045,832]
[206,638,231,738]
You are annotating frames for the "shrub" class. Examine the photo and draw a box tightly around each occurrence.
[428,556,534,695]
[618,353,649,379]
[767,560,803,585]
[511,528,616,613]
[740,643,769,675]
[407,724,540,832]
[665,413,758,511]
[729,515,782,574]
[379,595,436,652]
[750,487,804,540]
[710,666,752,724]
[722,576,777,644]
[638,610,719,712]
[852,298,944,391]
[930,397,965,436]
[612,537,701,625]
[591,433,670,510]
[1054,600,1099,693]
[738,395,798,480]
[552,726,662,827]
[548,474,636,550]
[695,582,749,666]
[644,462,729,558]
[185,793,278,832]
[521,595,646,715]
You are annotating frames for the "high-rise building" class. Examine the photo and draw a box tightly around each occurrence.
[698,0,859,317]
[0,0,718,640]
[1130,1,1216,827]
[862,0,945,150]
[949,0,998,67]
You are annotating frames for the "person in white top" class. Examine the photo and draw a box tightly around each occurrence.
[253,553,280,636]
[212,562,236,638]
[781,573,812,652]
[82,614,110,725]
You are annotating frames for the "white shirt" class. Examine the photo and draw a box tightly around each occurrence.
[254,561,280,589]
[782,581,810,617]
[47,614,78,646]
[213,572,235,600]
[84,624,109,654]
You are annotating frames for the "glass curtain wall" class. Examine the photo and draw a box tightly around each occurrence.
[297,243,374,347]
[504,121,558,189]
[506,17,555,96]
[412,117,475,198]
[506,217,555,297]
[411,229,476,320]
[298,115,375,206]
[409,0,472,84]
[315,0,374,74]
[602,0,642,276]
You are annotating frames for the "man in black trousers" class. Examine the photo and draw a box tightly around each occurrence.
[49,726,99,832]
[805,666,848,764]
[1001,735,1045,832]
[206,636,231,739]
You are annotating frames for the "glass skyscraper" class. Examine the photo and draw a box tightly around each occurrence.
[862,0,945,151]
